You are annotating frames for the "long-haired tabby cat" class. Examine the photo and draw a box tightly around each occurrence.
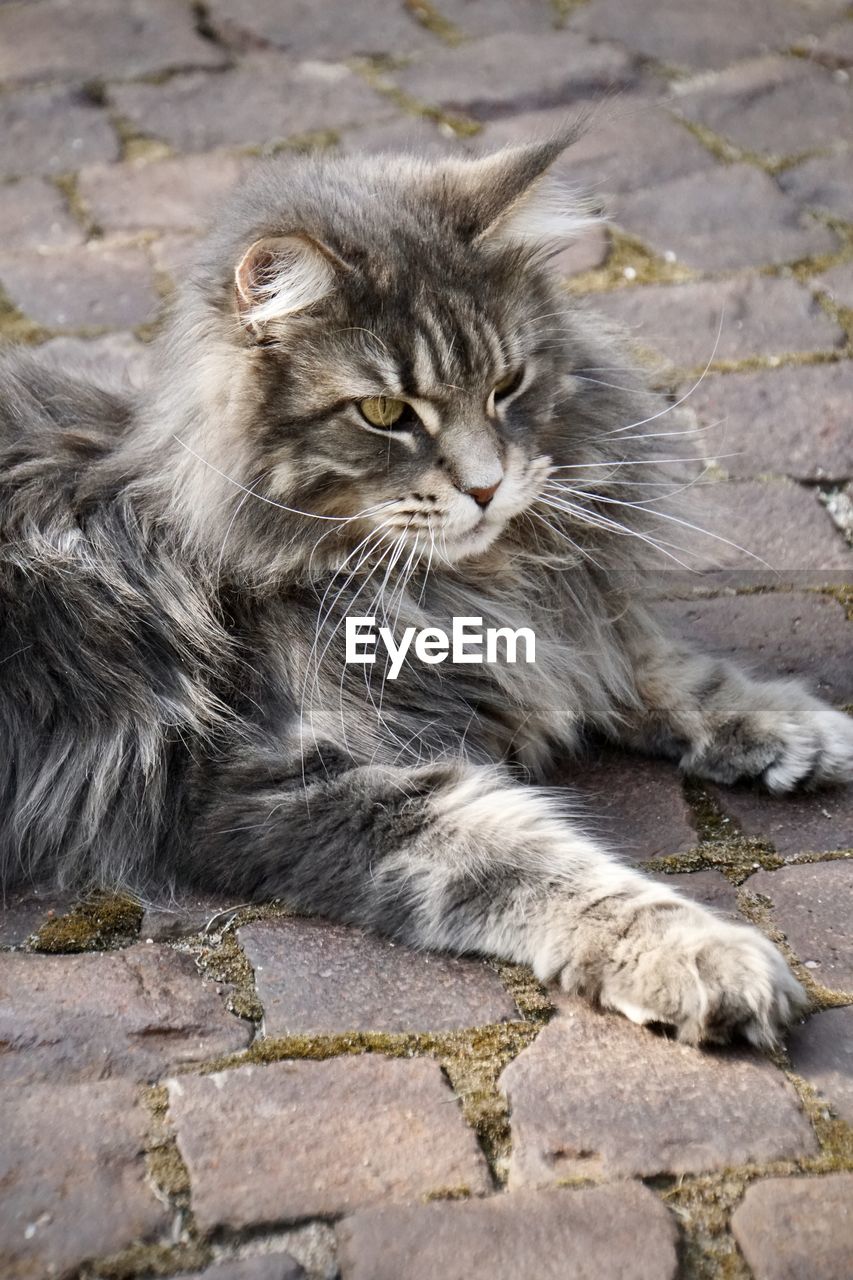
[2,135,850,1047]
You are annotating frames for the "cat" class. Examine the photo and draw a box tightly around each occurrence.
[2,134,851,1048]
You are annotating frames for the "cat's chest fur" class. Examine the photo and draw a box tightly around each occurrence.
[251,560,630,777]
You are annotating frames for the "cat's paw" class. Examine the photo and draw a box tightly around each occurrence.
[587,909,808,1048]
[683,687,853,793]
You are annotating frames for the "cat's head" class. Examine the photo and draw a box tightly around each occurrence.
[150,134,602,577]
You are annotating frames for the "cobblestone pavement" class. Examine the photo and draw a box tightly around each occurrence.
[1,2,852,1278]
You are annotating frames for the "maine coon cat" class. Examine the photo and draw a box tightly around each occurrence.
[2,135,851,1047]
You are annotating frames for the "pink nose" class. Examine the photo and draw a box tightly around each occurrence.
[466,481,501,508]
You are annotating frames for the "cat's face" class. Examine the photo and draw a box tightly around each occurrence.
[242,244,568,565]
[184,140,597,573]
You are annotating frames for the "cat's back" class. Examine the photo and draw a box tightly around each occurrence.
[0,348,134,473]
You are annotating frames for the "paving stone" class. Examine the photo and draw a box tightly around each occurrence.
[0,1080,169,1280]
[712,783,853,858]
[651,870,741,917]
[34,332,153,390]
[814,261,853,311]
[587,276,844,372]
[168,1057,491,1230]
[674,56,853,157]
[109,54,390,154]
[206,0,435,58]
[0,887,77,949]
[0,246,160,330]
[180,1257,305,1280]
[0,85,120,179]
[78,152,252,234]
[656,593,853,705]
[685,480,853,572]
[393,32,634,119]
[788,1005,853,1127]
[0,943,250,1085]
[571,0,849,71]
[749,862,853,990]
[500,996,818,1184]
[731,1174,853,1280]
[0,0,226,83]
[0,176,85,250]
[557,745,696,861]
[779,151,853,219]
[615,165,837,271]
[693,364,853,483]
[336,1183,679,1280]
[337,115,462,157]
[239,917,518,1035]
[478,99,716,198]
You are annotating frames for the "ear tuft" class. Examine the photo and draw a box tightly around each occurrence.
[480,172,602,247]
[235,235,338,335]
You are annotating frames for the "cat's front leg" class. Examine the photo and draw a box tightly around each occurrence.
[615,614,853,792]
[194,748,806,1046]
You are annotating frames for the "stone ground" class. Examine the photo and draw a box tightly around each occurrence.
[1,1,852,1278]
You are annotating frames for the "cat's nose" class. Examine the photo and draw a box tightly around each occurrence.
[466,481,501,508]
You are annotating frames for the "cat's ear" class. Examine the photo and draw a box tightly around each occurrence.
[235,234,345,337]
[447,130,599,247]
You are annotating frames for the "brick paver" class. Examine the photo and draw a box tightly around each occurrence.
[615,165,837,271]
[673,56,853,158]
[0,944,250,1085]
[731,1175,853,1280]
[168,1058,491,1230]
[749,862,853,991]
[108,55,390,154]
[788,1005,853,1128]
[336,1184,679,1280]
[778,152,853,220]
[711,784,853,859]
[240,917,518,1034]
[0,0,226,84]
[0,245,159,331]
[571,0,850,71]
[393,31,635,118]
[587,275,845,373]
[501,996,817,1185]
[657,594,853,705]
[692,364,853,482]
[1,2,852,1277]
[559,745,697,860]
[0,1081,169,1280]
[0,85,120,179]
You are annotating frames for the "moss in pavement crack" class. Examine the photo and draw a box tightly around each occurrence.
[30,890,143,952]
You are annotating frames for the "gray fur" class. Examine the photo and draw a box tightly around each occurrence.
[2,141,851,1046]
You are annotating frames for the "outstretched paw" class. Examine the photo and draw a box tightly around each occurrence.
[683,686,853,793]
[587,908,809,1048]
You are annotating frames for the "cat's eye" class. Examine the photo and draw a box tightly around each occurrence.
[359,396,410,429]
[493,367,524,401]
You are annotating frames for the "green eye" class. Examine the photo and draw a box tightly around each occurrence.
[359,396,407,428]
[494,367,524,400]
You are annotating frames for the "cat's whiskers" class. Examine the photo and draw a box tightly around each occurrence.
[299,524,397,781]
[538,492,695,569]
[545,479,771,569]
